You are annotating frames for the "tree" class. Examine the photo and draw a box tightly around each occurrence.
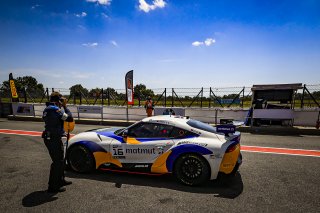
[222,93,239,99]
[89,88,102,98]
[69,84,88,97]
[105,87,118,98]
[312,91,320,99]
[1,75,44,97]
[134,84,155,100]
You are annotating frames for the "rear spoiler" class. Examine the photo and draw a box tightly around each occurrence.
[216,120,244,134]
[216,124,236,135]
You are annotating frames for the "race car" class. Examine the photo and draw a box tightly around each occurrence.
[66,115,242,186]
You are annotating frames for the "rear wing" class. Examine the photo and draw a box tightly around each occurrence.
[216,119,244,134]
[216,124,236,135]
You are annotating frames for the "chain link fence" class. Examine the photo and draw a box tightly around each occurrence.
[1,84,319,109]
[296,84,320,109]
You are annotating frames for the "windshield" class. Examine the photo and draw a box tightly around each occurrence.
[114,128,125,135]
[186,119,217,134]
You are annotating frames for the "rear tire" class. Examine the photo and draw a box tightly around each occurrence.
[174,154,209,186]
[68,145,95,173]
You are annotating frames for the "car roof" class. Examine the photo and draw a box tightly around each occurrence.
[142,115,191,129]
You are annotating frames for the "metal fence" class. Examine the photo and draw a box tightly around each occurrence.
[1,84,319,109]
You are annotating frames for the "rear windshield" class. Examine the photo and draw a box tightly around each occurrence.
[186,119,216,133]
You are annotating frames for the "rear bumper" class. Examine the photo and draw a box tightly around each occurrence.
[219,144,242,174]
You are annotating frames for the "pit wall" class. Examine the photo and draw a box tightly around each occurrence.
[10,103,320,127]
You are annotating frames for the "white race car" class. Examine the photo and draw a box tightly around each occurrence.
[67,115,242,185]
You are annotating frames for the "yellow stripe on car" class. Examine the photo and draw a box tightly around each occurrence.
[151,150,172,173]
[219,144,240,174]
[93,152,123,169]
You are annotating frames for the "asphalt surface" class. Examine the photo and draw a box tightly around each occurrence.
[0,118,319,213]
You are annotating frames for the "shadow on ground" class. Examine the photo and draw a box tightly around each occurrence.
[22,191,58,207]
[66,170,243,199]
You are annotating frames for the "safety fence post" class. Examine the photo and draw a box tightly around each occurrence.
[304,85,320,108]
[210,89,223,107]
[188,88,203,107]
[209,87,212,108]
[227,87,244,108]
[79,89,82,105]
[138,95,141,107]
[40,88,49,103]
[301,84,306,108]
[215,109,218,125]
[200,87,203,108]
[101,88,104,106]
[46,88,49,102]
[241,86,245,108]
[164,88,167,107]
[22,88,27,103]
[172,89,185,107]
[171,88,174,107]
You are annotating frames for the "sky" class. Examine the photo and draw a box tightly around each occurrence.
[0,0,319,90]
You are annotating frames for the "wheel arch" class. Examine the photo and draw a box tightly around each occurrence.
[166,144,213,173]
[67,141,99,173]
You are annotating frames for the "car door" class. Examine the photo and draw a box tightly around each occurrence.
[111,122,175,164]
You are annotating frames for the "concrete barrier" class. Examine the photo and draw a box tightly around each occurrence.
[9,103,320,127]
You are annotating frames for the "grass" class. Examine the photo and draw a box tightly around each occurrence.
[1,97,319,108]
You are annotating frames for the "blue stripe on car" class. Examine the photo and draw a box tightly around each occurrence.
[73,141,106,152]
[166,144,213,172]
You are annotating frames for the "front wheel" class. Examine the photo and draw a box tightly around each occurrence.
[174,154,210,186]
[67,145,95,173]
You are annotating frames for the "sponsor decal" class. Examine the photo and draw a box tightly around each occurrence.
[216,125,236,134]
[126,148,156,154]
[134,164,149,168]
[112,147,158,156]
[10,80,18,98]
[177,141,208,147]
[113,156,126,159]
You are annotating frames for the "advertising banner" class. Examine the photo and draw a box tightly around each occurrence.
[78,106,103,114]
[12,103,35,116]
[125,70,134,105]
[9,73,19,102]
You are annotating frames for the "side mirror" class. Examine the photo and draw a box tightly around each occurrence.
[122,130,128,138]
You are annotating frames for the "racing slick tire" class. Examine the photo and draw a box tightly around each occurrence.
[67,145,95,173]
[174,154,210,186]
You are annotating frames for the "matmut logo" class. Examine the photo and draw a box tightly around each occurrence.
[126,148,156,154]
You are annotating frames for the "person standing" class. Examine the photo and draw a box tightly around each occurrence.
[42,92,73,193]
[144,96,154,117]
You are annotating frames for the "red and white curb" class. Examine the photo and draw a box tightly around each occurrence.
[241,145,320,158]
[1,129,320,158]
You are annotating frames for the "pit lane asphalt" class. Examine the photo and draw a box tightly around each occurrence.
[0,119,319,213]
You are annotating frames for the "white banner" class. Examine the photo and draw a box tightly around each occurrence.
[253,109,294,119]
[78,106,103,114]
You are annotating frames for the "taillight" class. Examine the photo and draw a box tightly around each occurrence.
[226,144,238,153]
[226,142,239,153]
